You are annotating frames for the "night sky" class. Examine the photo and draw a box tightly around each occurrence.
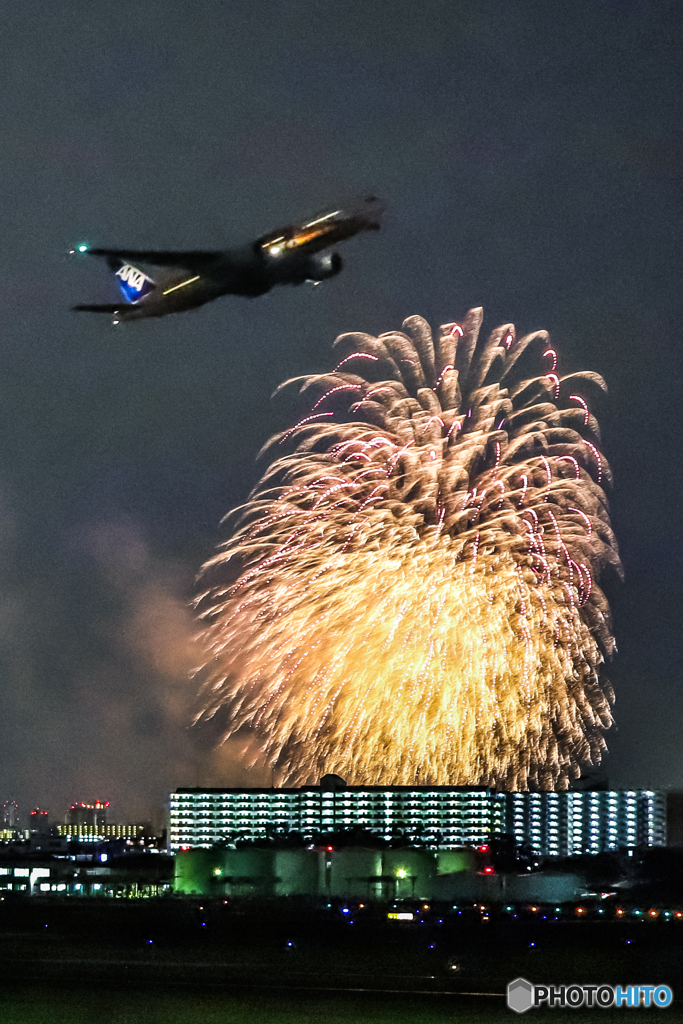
[1,1,682,823]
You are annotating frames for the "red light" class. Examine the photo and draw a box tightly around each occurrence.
[484,866,494,874]
[478,845,489,852]
[326,846,334,852]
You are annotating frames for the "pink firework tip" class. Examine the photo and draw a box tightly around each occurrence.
[334,352,380,371]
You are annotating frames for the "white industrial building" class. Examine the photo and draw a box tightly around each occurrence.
[169,779,666,855]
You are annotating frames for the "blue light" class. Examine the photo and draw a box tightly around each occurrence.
[341,907,349,914]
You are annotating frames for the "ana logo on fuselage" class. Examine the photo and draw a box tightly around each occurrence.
[116,264,152,293]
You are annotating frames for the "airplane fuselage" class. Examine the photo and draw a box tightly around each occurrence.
[73,196,382,322]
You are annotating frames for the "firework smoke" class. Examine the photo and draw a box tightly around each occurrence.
[195,309,621,789]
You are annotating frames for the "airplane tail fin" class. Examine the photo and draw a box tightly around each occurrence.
[108,259,157,304]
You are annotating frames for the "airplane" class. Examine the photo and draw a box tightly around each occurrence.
[73,195,383,323]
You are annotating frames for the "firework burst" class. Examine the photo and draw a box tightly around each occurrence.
[195,308,621,789]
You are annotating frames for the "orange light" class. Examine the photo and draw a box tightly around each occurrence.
[649,909,658,918]
[616,909,624,916]
[576,907,585,915]
[285,225,333,249]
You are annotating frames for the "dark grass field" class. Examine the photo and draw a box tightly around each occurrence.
[2,987,683,1024]
[1,898,682,1022]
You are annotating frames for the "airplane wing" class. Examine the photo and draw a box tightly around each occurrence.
[73,303,128,312]
[85,249,224,268]
[257,195,384,258]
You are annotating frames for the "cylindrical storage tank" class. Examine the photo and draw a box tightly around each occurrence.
[432,872,501,902]
[506,872,585,903]
[328,848,382,899]
[174,848,216,895]
[437,848,477,875]
[382,849,437,900]
[275,849,319,896]
[220,848,276,896]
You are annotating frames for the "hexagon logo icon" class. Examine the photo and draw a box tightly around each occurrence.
[507,977,534,1013]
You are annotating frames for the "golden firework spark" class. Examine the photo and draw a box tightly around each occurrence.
[195,309,621,789]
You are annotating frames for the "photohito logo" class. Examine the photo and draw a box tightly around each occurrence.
[507,978,673,1012]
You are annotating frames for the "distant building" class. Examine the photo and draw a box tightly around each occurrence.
[501,790,666,855]
[57,800,147,843]
[169,781,666,855]
[1,801,19,829]
[57,824,147,843]
[29,807,49,832]
[65,801,109,828]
